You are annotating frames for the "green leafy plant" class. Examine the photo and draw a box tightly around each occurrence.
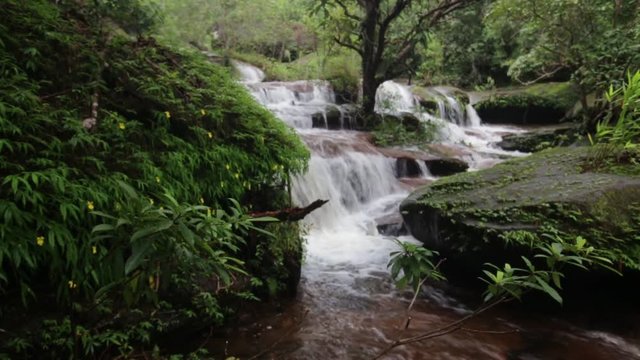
[388,239,445,291]
[595,70,640,148]
[378,236,620,358]
[0,1,309,357]
[482,235,617,305]
[372,117,441,147]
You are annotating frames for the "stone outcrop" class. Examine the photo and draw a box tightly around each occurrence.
[496,124,581,153]
[400,146,640,272]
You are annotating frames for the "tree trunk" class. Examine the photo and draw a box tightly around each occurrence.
[361,74,380,116]
[360,1,382,118]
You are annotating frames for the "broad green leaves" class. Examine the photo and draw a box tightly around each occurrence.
[388,239,445,291]
[482,235,618,305]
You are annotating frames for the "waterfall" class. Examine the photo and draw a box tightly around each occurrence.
[375,81,419,113]
[232,60,265,83]
[222,61,635,359]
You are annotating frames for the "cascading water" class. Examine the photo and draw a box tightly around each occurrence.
[216,64,640,359]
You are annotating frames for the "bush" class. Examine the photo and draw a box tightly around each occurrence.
[0,0,308,357]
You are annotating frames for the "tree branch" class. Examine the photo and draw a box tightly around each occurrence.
[374,0,411,66]
[515,65,565,86]
[334,36,363,55]
[373,296,509,359]
[250,199,329,222]
[333,0,362,21]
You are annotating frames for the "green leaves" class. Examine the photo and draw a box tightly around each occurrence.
[388,240,445,291]
[481,236,620,305]
[595,70,640,149]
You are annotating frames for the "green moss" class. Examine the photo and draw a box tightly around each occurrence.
[402,146,640,269]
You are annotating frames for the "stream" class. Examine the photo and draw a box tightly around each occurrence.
[210,62,640,359]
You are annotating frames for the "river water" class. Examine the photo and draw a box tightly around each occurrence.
[210,62,640,359]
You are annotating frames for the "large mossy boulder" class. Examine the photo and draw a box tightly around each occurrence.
[496,124,581,153]
[473,82,579,125]
[400,146,640,273]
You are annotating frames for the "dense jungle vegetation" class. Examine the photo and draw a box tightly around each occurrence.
[0,0,638,358]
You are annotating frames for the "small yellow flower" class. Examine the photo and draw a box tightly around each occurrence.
[149,198,154,205]
[68,280,77,289]
[87,201,94,211]
[165,111,171,119]
[118,122,126,130]
[159,206,164,210]
[234,173,240,179]
[92,246,97,255]
[200,109,206,116]
[155,176,161,183]
[225,164,231,171]
[271,164,278,171]
[36,236,45,246]
[199,197,205,204]
[208,131,213,139]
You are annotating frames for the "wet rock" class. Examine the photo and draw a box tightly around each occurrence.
[496,124,579,153]
[378,147,469,177]
[398,177,435,189]
[395,157,423,178]
[376,214,408,236]
[311,105,344,130]
[473,83,579,125]
[418,98,438,113]
[400,146,640,273]
[424,158,469,176]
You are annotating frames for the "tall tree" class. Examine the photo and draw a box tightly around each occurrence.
[315,0,477,117]
[487,0,640,112]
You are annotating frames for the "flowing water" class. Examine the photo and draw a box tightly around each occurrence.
[213,65,640,359]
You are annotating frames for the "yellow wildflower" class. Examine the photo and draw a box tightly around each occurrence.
[149,198,154,205]
[199,197,205,204]
[200,109,206,116]
[208,131,213,139]
[68,280,77,289]
[165,111,171,119]
[225,164,231,171]
[234,173,240,179]
[87,201,94,211]
[155,176,161,183]
[118,122,126,130]
[92,246,97,255]
[36,236,45,246]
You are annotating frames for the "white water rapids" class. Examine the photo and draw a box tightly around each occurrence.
[218,63,640,359]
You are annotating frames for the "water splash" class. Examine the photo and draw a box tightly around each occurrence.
[232,60,265,83]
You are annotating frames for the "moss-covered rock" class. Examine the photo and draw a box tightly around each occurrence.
[412,86,470,119]
[473,82,580,124]
[400,146,640,272]
[496,124,581,152]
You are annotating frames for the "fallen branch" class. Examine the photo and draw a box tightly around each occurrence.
[373,297,509,359]
[250,199,329,222]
